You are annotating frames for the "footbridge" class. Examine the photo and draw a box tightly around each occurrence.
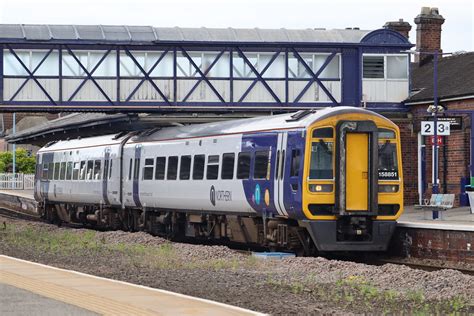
[0,24,412,113]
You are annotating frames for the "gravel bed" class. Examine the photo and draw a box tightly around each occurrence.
[1,216,473,315]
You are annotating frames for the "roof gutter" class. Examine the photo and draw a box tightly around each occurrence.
[405,94,474,106]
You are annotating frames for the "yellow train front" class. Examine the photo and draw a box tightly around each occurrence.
[298,109,403,251]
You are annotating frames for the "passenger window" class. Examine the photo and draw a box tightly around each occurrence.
[60,162,66,180]
[237,152,251,179]
[128,158,133,180]
[180,156,191,180]
[206,155,219,180]
[155,157,166,180]
[221,153,235,180]
[193,155,205,180]
[48,162,54,180]
[94,160,101,180]
[66,162,73,180]
[143,158,154,180]
[73,162,80,180]
[309,140,333,179]
[54,162,60,180]
[42,163,48,180]
[254,151,269,179]
[290,149,301,177]
[80,161,86,180]
[133,158,140,180]
[87,160,94,180]
[167,156,178,180]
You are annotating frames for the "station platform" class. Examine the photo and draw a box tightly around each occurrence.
[0,255,263,316]
[398,205,474,231]
[0,189,34,199]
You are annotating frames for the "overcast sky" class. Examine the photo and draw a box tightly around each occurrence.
[0,0,472,53]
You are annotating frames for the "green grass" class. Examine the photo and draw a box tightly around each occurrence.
[1,222,259,272]
[265,274,470,314]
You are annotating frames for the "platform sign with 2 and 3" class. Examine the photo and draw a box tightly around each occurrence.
[421,121,450,136]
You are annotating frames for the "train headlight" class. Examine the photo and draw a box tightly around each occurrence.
[378,185,399,193]
[309,184,333,192]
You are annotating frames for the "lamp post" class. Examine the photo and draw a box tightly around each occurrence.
[403,50,451,198]
[432,51,439,194]
[12,112,16,175]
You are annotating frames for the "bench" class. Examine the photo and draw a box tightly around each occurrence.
[414,194,455,220]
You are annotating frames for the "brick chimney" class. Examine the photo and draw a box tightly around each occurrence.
[384,19,412,39]
[414,7,445,65]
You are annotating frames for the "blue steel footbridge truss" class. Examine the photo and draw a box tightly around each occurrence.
[0,25,412,113]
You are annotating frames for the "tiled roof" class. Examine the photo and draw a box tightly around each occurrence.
[407,52,474,103]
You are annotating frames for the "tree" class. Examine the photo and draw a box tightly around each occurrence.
[0,149,36,174]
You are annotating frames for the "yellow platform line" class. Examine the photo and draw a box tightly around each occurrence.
[1,271,159,316]
[0,256,264,316]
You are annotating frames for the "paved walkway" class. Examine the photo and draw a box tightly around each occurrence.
[398,205,474,231]
[1,283,98,316]
[0,189,34,199]
[0,256,264,316]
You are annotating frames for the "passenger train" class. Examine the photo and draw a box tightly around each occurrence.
[34,107,403,253]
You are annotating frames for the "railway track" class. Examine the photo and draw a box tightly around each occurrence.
[1,205,473,276]
[375,258,474,276]
[0,207,42,222]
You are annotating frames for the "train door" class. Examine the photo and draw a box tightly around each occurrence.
[335,121,378,214]
[282,131,305,217]
[274,132,289,216]
[38,152,54,201]
[132,145,142,208]
[102,147,111,205]
[345,133,369,211]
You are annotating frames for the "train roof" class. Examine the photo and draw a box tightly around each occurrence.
[132,106,391,142]
[38,133,123,153]
[38,107,392,152]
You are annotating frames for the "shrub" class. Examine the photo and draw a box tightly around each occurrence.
[0,148,36,173]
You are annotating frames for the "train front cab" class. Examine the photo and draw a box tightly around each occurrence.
[300,112,403,251]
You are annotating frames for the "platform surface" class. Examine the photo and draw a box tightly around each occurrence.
[0,189,34,199]
[398,205,474,231]
[0,255,263,316]
[1,283,98,316]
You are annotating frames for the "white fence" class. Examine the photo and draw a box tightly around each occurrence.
[0,173,35,190]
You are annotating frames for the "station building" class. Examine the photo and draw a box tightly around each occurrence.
[0,7,472,207]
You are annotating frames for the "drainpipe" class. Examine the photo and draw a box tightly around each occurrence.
[471,112,474,186]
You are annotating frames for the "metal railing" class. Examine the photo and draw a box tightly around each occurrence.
[0,173,35,190]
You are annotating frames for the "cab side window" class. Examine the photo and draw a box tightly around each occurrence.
[290,149,301,177]
[253,151,269,179]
